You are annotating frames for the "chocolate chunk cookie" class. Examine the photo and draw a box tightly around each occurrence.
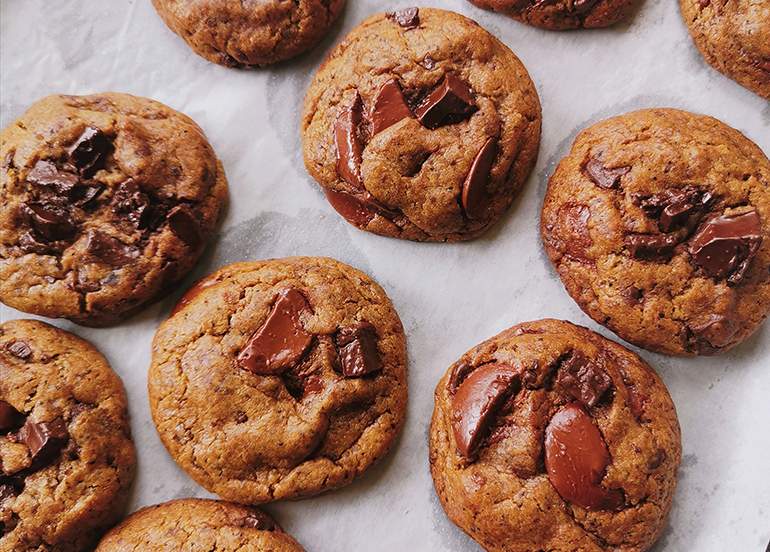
[429,319,681,552]
[151,0,346,67]
[468,0,641,30]
[542,108,770,356]
[149,257,407,503]
[0,319,136,551]
[680,0,770,100]
[302,8,541,241]
[0,93,228,326]
[96,499,304,551]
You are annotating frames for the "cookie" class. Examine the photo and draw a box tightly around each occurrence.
[0,319,136,551]
[149,257,407,503]
[151,0,346,67]
[542,108,770,356]
[302,8,541,242]
[429,319,681,552]
[95,499,304,551]
[468,0,641,30]
[680,0,770,100]
[0,93,228,327]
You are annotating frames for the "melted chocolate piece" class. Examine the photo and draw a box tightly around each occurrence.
[687,314,737,351]
[112,180,163,230]
[448,363,475,394]
[67,127,111,177]
[414,74,477,130]
[18,418,68,462]
[584,158,630,189]
[242,511,276,531]
[334,322,382,377]
[324,188,376,227]
[461,138,497,220]
[0,401,24,433]
[25,160,79,194]
[6,341,32,361]
[83,231,138,265]
[167,205,202,247]
[237,289,314,375]
[554,352,613,408]
[688,210,762,285]
[544,403,624,511]
[625,232,680,260]
[369,79,413,135]
[451,364,519,459]
[388,7,420,29]
[334,93,365,190]
[557,203,593,263]
[635,187,713,233]
[21,202,76,242]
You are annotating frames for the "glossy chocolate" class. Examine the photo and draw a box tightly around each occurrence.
[334,322,382,377]
[18,418,68,461]
[625,232,680,260]
[26,160,79,194]
[636,187,714,233]
[544,403,624,511]
[21,202,76,242]
[168,205,202,247]
[237,289,314,375]
[84,230,138,265]
[324,188,377,227]
[461,138,497,220]
[369,79,413,135]
[0,401,23,433]
[242,511,277,531]
[451,364,519,459]
[584,158,630,189]
[6,340,32,360]
[689,209,762,285]
[414,74,477,130]
[334,93,365,190]
[67,126,111,177]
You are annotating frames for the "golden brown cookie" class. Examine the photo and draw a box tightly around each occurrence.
[0,93,228,327]
[469,0,641,30]
[302,8,541,242]
[429,319,681,552]
[149,257,407,503]
[680,0,770,100]
[0,319,136,551]
[541,108,770,356]
[151,0,346,67]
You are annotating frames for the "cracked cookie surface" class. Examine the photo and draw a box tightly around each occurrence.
[0,93,228,326]
[148,257,407,503]
[429,319,681,552]
[680,0,770,100]
[468,0,641,30]
[96,498,304,551]
[541,108,770,356]
[152,0,346,67]
[0,319,136,552]
[301,8,541,242]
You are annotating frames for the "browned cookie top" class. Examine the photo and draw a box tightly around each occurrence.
[429,319,681,552]
[469,0,641,30]
[96,499,304,552]
[302,8,541,242]
[0,93,228,326]
[0,320,136,552]
[541,108,770,356]
[149,257,407,503]
[680,0,770,100]
[152,0,346,67]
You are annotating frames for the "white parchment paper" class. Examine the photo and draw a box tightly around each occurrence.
[1,1,769,550]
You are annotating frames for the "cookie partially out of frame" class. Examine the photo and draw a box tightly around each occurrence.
[468,0,641,30]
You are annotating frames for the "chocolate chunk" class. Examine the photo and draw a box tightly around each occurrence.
[25,160,79,194]
[241,511,276,531]
[688,209,762,285]
[324,189,375,227]
[451,364,519,460]
[167,205,202,247]
[18,418,68,462]
[554,203,593,263]
[112,180,161,229]
[584,158,630,189]
[388,7,420,29]
[544,403,624,511]
[71,182,105,208]
[21,202,76,242]
[67,127,111,177]
[448,363,475,394]
[634,187,714,233]
[0,480,21,503]
[0,401,24,433]
[237,289,314,375]
[334,93,365,190]
[420,55,436,70]
[554,352,613,408]
[461,138,497,220]
[369,79,413,135]
[687,314,737,351]
[414,74,477,130]
[625,232,680,260]
[334,322,382,377]
[6,341,32,360]
[84,231,138,265]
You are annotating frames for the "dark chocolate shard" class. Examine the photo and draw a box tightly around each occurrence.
[237,289,314,375]
[241,511,277,531]
[584,158,630,189]
[451,364,519,460]
[167,205,202,247]
[388,7,420,29]
[25,160,79,194]
[112,180,163,230]
[554,352,613,408]
[545,403,624,511]
[324,188,376,227]
[0,401,24,433]
[83,230,138,265]
[688,209,762,286]
[461,138,497,220]
[414,74,477,130]
[67,127,112,177]
[369,79,413,135]
[20,202,76,242]
[634,186,714,233]
[334,93,365,190]
[18,418,68,463]
[6,341,32,361]
[687,314,737,351]
[625,232,680,260]
[334,322,382,378]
